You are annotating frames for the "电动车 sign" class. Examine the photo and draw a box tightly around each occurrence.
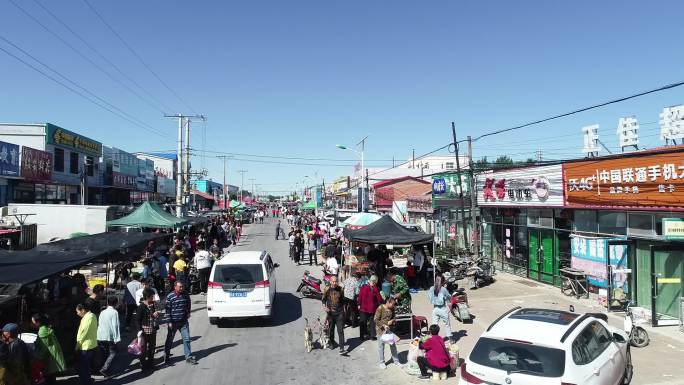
[564,151,684,209]
[46,124,102,157]
[476,165,564,207]
[0,141,20,177]
[21,146,52,182]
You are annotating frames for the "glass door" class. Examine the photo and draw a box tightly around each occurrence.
[529,229,554,283]
[652,247,684,326]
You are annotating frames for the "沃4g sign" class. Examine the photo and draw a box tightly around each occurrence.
[564,150,684,209]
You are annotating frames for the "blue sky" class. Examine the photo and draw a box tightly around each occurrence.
[1,1,683,196]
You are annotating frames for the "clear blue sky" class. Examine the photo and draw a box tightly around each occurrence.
[1,1,683,196]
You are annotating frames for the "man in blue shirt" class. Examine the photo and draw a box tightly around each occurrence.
[427,276,452,341]
[164,281,197,365]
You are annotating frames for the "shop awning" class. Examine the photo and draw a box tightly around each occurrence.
[107,201,186,228]
[344,215,434,245]
[191,190,215,201]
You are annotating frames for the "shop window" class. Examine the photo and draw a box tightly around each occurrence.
[573,210,597,233]
[46,184,58,200]
[70,152,79,174]
[655,213,684,236]
[598,211,626,235]
[554,209,573,230]
[54,148,64,172]
[86,156,95,177]
[446,162,454,170]
[528,209,553,228]
[34,184,45,201]
[628,213,654,237]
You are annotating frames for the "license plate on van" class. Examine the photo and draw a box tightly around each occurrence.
[229,291,247,298]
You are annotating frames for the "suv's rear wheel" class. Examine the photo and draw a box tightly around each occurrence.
[209,317,219,325]
[622,347,633,384]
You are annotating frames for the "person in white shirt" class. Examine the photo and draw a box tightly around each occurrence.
[325,255,339,276]
[193,243,213,294]
[288,232,296,260]
[135,278,160,304]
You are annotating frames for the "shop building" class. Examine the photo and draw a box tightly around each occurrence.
[0,141,21,206]
[135,152,178,202]
[431,172,473,250]
[476,147,684,326]
[102,146,138,205]
[563,147,684,326]
[476,164,566,282]
[0,123,102,205]
[372,176,431,214]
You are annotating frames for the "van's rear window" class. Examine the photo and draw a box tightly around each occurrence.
[214,265,263,284]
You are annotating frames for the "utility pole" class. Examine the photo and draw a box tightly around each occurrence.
[359,136,367,212]
[237,170,247,202]
[468,136,479,258]
[249,178,255,200]
[165,113,206,217]
[451,122,469,253]
[217,155,231,210]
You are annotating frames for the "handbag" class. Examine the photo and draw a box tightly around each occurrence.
[127,332,145,356]
[380,331,400,345]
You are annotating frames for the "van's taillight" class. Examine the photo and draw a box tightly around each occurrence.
[561,383,577,385]
[208,281,222,288]
[460,363,484,384]
[255,280,270,288]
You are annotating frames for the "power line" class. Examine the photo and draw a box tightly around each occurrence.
[0,34,168,138]
[82,0,197,114]
[30,0,175,113]
[0,42,170,139]
[474,80,684,141]
[7,0,169,116]
[189,148,397,162]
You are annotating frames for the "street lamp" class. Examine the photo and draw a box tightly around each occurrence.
[336,136,367,212]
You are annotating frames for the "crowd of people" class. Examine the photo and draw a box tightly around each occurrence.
[276,209,456,380]
[0,211,247,385]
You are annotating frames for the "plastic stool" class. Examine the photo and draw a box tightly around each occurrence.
[412,315,428,336]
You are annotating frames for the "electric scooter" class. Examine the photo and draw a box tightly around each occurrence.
[623,301,649,347]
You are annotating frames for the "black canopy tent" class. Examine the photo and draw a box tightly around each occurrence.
[343,215,434,245]
[35,232,167,254]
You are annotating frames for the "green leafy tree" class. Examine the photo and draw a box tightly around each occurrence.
[493,155,514,169]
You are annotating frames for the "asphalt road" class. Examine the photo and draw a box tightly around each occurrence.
[78,218,410,385]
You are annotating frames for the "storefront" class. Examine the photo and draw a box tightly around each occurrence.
[407,195,433,233]
[477,165,567,282]
[432,172,472,250]
[564,148,684,326]
[0,141,21,206]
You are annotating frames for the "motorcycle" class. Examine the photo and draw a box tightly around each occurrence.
[450,287,472,323]
[296,270,333,299]
[466,258,495,289]
[623,301,649,347]
[188,266,202,295]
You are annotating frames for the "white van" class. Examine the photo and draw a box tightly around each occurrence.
[207,250,278,324]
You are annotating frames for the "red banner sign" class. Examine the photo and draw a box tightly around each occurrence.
[113,172,136,189]
[21,146,53,182]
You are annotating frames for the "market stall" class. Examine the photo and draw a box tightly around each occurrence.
[106,201,187,229]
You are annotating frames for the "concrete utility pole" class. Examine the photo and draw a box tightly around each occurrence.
[217,155,231,210]
[238,170,247,202]
[165,113,206,217]
[452,122,469,253]
[467,136,478,258]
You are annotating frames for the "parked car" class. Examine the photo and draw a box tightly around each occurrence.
[460,307,632,385]
[207,250,278,324]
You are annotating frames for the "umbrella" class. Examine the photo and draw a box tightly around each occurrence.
[340,212,382,229]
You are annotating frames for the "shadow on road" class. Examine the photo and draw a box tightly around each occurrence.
[216,292,302,328]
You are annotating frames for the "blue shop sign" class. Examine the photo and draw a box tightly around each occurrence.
[432,178,447,195]
[0,141,20,177]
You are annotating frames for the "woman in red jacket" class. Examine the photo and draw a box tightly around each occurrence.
[357,275,383,341]
[417,324,451,379]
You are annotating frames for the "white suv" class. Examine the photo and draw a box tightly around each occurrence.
[207,250,278,324]
[460,307,632,385]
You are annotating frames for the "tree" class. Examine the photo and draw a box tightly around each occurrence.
[474,156,490,170]
[493,155,514,169]
[525,158,536,165]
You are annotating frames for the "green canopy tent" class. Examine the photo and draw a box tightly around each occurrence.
[107,201,186,229]
[229,200,245,209]
[301,201,316,210]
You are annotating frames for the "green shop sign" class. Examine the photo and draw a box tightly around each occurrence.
[432,172,469,207]
[46,123,102,157]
